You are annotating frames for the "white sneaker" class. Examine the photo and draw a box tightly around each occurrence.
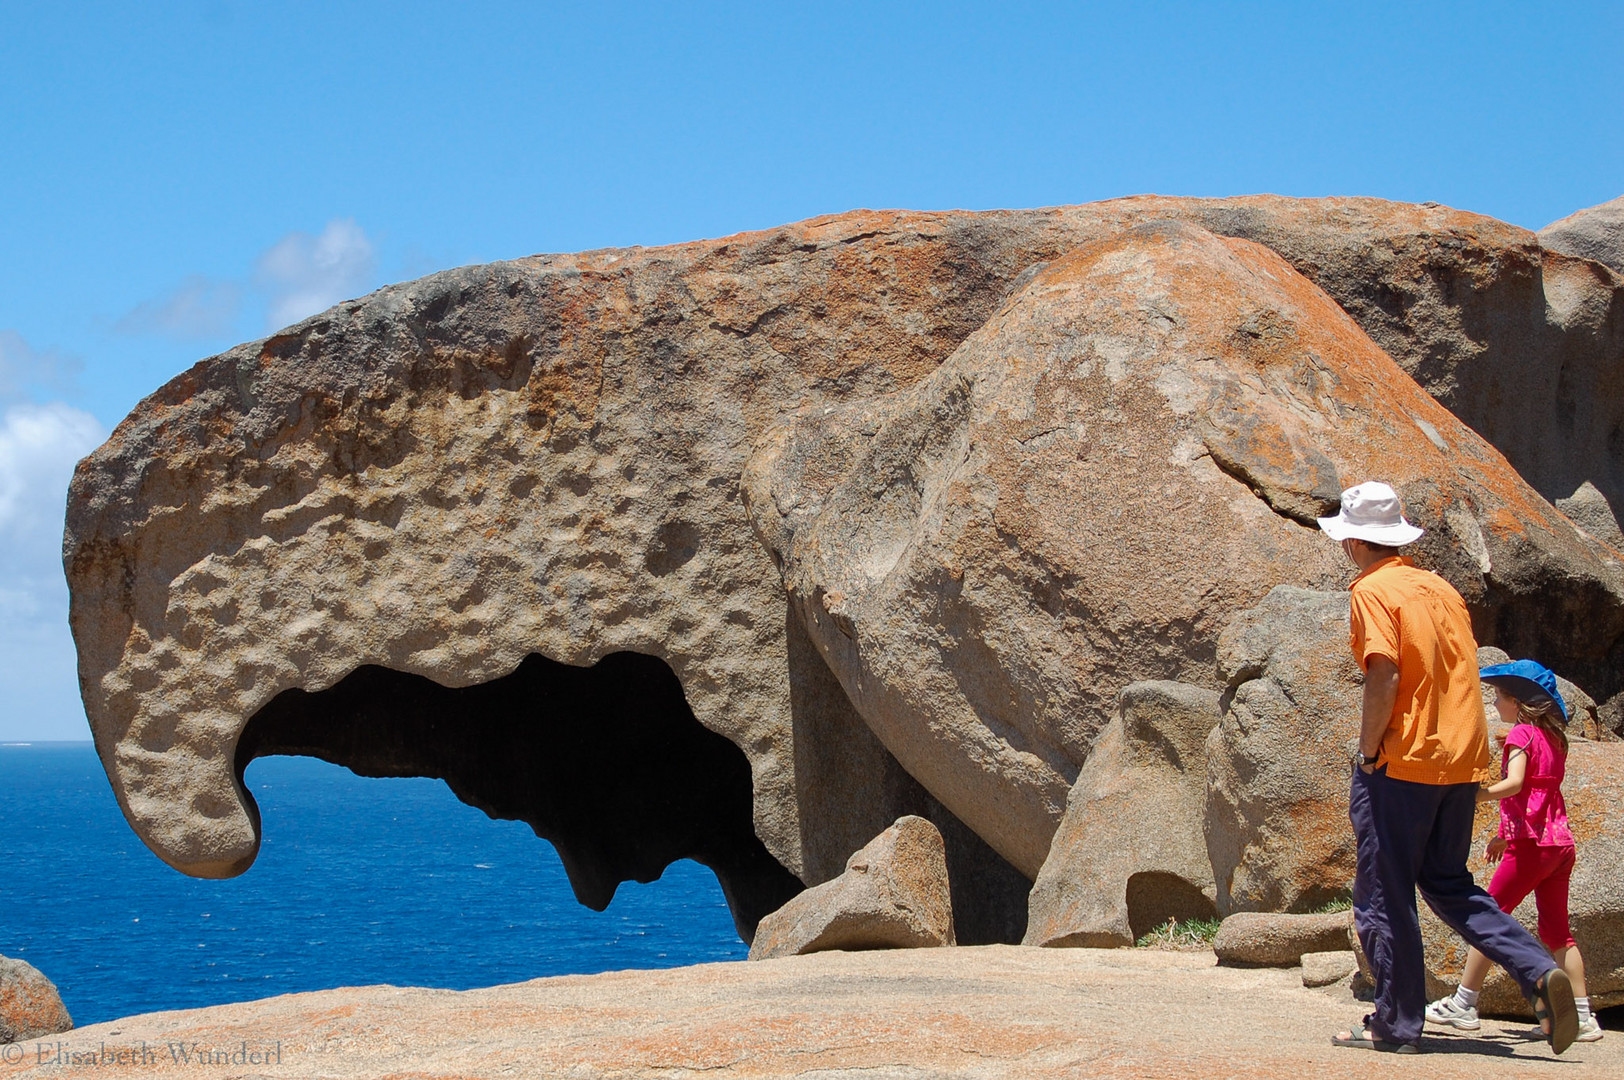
[1576,1015,1604,1043]
[1426,995,1481,1030]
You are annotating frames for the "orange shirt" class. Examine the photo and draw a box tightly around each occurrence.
[1349,556,1490,785]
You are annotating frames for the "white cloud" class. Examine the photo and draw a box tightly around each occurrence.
[116,275,243,339]
[255,218,376,331]
[0,329,84,401]
[0,401,107,740]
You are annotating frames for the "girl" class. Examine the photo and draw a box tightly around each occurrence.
[1425,659,1602,1042]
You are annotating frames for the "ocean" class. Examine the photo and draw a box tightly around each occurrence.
[0,743,747,1027]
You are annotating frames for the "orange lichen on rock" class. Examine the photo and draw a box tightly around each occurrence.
[746,220,1624,879]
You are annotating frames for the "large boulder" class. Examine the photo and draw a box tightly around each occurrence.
[1539,195,1624,276]
[1024,681,1219,947]
[64,196,1624,933]
[745,219,1624,878]
[748,816,954,959]
[0,956,72,1044]
[1207,587,1362,915]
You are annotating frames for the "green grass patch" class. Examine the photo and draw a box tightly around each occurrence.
[1133,916,1221,951]
[1310,894,1353,914]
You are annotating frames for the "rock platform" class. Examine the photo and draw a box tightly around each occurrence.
[2,947,1617,1079]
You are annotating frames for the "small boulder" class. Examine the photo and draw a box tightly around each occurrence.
[1556,480,1624,553]
[1025,681,1219,948]
[1302,950,1358,988]
[1213,910,1353,967]
[0,956,72,1044]
[748,816,955,960]
[1601,692,1624,741]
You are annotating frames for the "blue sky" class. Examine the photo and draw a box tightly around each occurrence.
[1,1,1620,739]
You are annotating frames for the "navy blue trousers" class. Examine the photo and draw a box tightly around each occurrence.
[1349,765,1556,1045]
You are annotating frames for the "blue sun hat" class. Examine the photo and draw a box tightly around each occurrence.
[1479,659,1568,722]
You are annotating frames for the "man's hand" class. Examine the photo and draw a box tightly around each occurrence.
[1359,655,1400,774]
[1485,836,1508,864]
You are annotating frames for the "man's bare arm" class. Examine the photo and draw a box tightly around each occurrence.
[1360,655,1401,769]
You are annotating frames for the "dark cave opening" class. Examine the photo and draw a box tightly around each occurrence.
[1125,871,1218,942]
[234,651,805,944]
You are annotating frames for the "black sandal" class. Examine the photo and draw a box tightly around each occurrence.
[1331,1016,1420,1054]
[1530,968,1578,1054]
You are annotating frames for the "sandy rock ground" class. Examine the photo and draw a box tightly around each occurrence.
[3,947,1617,1079]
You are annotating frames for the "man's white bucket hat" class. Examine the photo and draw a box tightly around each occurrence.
[1317,481,1425,545]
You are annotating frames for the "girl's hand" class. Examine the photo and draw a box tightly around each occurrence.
[1485,836,1508,864]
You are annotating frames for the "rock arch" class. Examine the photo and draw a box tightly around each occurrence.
[234,651,805,942]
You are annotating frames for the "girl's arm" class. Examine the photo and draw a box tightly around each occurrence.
[1475,747,1527,802]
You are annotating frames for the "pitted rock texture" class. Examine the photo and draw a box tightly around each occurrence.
[1024,681,1219,948]
[747,815,954,959]
[1208,587,1364,915]
[65,196,1624,919]
[1213,911,1355,967]
[745,220,1624,878]
[0,956,72,1044]
[1416,734,1624,1014]
[1540,195,1624,276]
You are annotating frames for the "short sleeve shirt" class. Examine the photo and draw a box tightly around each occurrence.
[1497,723,1574,847]
[1349,556,1490,785]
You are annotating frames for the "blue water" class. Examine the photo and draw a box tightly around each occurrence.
[0,743,747,1026]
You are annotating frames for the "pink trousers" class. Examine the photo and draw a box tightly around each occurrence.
[1487,839,1576,951]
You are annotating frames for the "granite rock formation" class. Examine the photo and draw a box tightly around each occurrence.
[744,219,1624,879]
[62,195,1624,941]
[748,816,954,959]
[0,956,72,1045]
[1024,681,1219,947]
[1540,195,1624,276]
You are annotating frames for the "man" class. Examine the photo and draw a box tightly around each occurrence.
[1318,481,1578,1054]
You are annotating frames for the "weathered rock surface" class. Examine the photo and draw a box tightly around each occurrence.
[0,956,72,1044]
[1418,738,1624,1014]
[1540,195,1624,276]
[747,219,1623,878]
[1301,949,1358,988]
[1024,681,1219,947]
[12,948,1621,1079]
[1213,911,1355,967]
[63,195,1624,935]
[1208,587,1363,915]
[748,816,954,959]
